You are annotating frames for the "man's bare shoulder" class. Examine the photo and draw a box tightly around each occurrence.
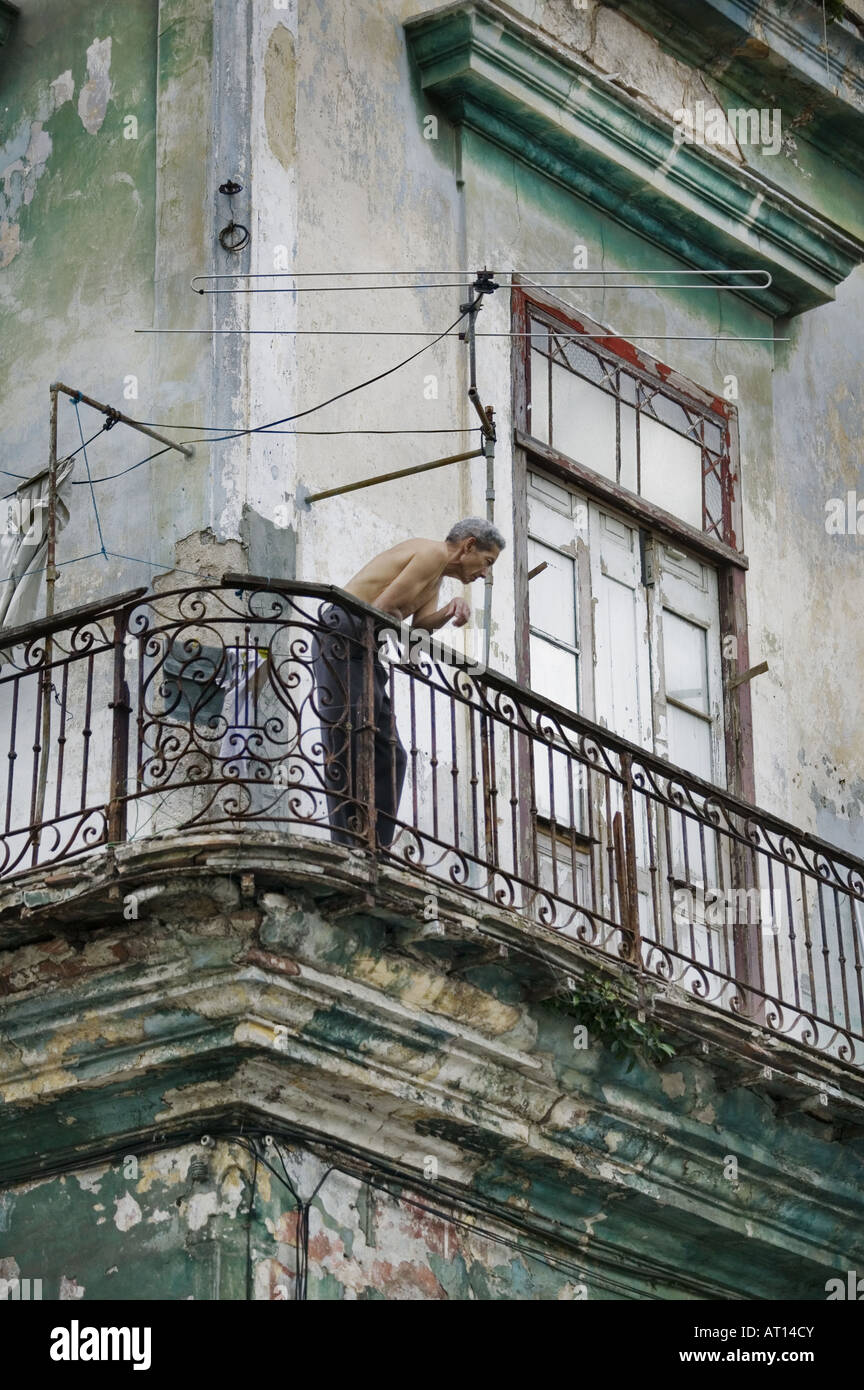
[343,538,446,603]
[380,538,442,563]
[403,538,446,565]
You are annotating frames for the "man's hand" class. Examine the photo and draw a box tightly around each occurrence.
[443,597,471,628]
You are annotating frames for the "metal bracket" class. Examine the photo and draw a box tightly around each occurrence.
[217,178,250,254]
[473,269,499,295]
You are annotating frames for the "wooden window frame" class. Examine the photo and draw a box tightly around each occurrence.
[511,282,755,802]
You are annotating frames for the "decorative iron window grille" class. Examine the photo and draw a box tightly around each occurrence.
[527,313,734,546]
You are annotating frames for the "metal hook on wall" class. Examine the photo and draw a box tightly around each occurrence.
[217,179,250,254]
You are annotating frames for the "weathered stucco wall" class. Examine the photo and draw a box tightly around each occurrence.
[2,0,864,1303]
[0,1140,584,1300]
[3,0,863,848]
[0,0,219,611]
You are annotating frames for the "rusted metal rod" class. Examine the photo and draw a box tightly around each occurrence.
[50,382,195,458]
[468,386,495,439]
[303,447,484,504]
[32,378,191,859]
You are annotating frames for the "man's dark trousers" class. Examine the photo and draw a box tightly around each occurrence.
[311,602,407,848]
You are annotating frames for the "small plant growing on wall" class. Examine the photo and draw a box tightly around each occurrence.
[792,0,844,21]
[550,968,677,1071]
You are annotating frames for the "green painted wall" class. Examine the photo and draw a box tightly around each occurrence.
[0,1139,585,1300]
[0,0,216,613]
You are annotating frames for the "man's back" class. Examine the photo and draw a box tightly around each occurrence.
[343,538,446,620]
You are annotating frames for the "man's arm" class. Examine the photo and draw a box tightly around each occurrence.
[411,586,442,629]
[412,594,470,631]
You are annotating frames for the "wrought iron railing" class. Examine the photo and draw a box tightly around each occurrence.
[1,577,862,1065]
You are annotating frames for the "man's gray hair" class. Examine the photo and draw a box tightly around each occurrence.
[445,517,506,551]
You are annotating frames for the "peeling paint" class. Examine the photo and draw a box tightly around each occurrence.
[186,1190,219,1232]
[50,70,75,111]
[58,1275,85,1299]
[113,1192,142,1232]
[265,23,296,171]
[0,120,52,266]
[75,1166,108,1194]
[694,1104,717,1125]
[77,37,113,135]
[660,1071,687,1100]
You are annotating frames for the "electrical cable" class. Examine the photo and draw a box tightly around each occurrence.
[232,1139,304,1299]
[1,320,471,582]
[122,309,477,450]
[245,1147,259,1303]
[0,551,219,590]
[62,422,109,461]
[104,550,221,580]
[236,1134,598,1295]
[19,430,482,489]
[0,1123,661,1299]
[125,790,174,843]
[173,307,471,446]
[1,423,109,486]
[300,1164,337,1301]
[128,424,482,435]
[15,429,482,492]
[69,445,173,485]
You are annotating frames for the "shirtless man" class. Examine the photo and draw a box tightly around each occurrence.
[312,518,506,848]
[342,517,505,630]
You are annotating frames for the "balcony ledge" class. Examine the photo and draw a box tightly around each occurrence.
[2,828,864,1105]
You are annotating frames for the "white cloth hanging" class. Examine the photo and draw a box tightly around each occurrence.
[0,456,75,629]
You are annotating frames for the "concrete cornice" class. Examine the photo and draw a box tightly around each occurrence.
[2,831,864,1092]
[404,1,864,314]
[608,0,864,174]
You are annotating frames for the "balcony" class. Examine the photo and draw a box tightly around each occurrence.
[1,576,862,1068]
